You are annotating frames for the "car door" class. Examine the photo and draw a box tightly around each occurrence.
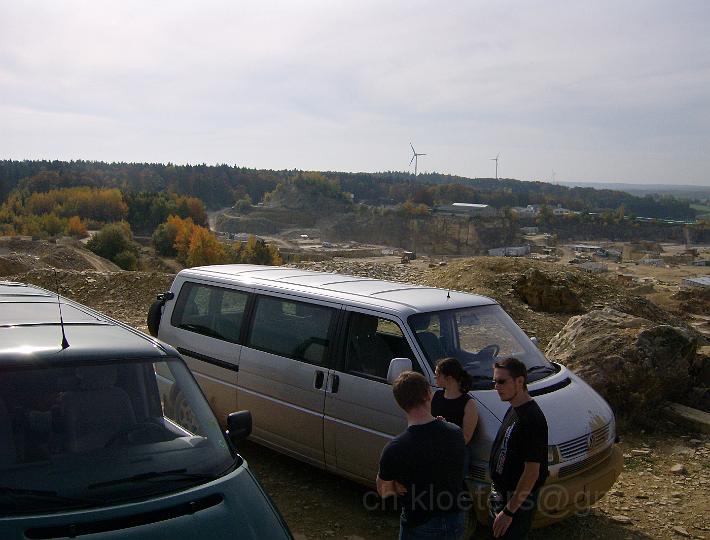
[237,292,340,467]
[159,280,251,424]
[323,309,426,483]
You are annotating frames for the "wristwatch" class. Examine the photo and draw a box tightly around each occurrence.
[502,507,515,517]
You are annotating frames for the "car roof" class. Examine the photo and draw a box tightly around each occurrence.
[0,281,172,366]
[181,264,498,316]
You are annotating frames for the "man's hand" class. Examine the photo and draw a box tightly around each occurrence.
[376,475,407,498]
[492,511,513,538]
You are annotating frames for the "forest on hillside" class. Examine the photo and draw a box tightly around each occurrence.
[0,160,700,220]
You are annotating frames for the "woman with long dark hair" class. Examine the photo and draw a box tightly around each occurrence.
[432,358,479,472]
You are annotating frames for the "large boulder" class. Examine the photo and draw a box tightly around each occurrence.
[513,268,582,313]
[545,308,699,421]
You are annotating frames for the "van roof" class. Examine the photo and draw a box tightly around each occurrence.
[0,281,172,365]
[181,265,498,315]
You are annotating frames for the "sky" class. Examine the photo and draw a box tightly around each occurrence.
[1,0,709,185]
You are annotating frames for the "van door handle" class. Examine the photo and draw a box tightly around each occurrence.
[331,374,340,393]
[314,370,325,389]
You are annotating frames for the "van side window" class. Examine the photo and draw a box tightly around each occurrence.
[344,313,418,380]
[171,282,248,343]
[246,295,334,366]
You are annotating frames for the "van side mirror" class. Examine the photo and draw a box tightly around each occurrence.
[530,336,539,347]
[226,410,252,445]
[387,358,413,384]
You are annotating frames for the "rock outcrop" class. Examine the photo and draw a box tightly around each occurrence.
[513,268,583,313]
[545,308,699,421]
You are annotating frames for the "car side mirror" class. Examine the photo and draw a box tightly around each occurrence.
[226,410,252,445]
[387,358,413,384]
[530,336,539,347]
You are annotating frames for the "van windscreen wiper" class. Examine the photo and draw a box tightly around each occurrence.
[88,468,217,490]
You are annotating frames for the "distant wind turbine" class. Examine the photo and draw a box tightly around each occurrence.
[491,153,500,180]
[552,169,557,184]
[410,143,426,176]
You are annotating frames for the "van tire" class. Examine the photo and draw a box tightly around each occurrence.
[147,299,163,337]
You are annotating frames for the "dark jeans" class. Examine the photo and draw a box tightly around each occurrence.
[400,510,467,540]
[487,486,540,540]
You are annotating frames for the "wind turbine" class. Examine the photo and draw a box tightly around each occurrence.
[410,143,426,176]
[491,153,500,180]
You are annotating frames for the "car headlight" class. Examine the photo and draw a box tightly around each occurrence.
[548,445,560,465]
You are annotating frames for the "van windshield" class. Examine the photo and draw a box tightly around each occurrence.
[0,357,235,515]
[409,304,554,389]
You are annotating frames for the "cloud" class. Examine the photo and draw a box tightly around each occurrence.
[0,0,708,184]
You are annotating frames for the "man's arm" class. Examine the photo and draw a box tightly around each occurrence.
[505,461,539,512]
[492,462,539,538]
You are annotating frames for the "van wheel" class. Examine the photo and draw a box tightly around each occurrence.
[147,298,163,337]
[169,389,200,434]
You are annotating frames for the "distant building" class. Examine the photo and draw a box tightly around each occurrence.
[579,262,608,273]
[553,205,573,216]
[568,244,602,253]
[617,273,634,284]
[682,276,710,289]
[435,203,498,217]
[639,257,663,267]
[488,245,531,257]
[520,226,539,235]
[692,259,710,266]
[511,205,538,218]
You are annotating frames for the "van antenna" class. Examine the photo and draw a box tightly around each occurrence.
[54,269,70,350]
[447,288,451,299]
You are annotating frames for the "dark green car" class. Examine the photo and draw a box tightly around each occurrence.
[0,281,292,540]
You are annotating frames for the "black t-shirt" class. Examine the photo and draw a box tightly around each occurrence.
[431,390,471,431]
[489,400,549,495]
[378,419,467,527]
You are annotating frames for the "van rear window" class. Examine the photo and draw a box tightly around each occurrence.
[171,282,248,343]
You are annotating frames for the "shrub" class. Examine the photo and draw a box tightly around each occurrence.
[114,250,138,270]
[87,223,136,265]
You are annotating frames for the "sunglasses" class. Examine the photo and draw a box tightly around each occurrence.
[493,378,512,385]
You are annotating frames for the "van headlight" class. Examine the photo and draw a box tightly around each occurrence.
[548,445,560,465]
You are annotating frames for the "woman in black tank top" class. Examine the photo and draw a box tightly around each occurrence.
[432,358,479,446]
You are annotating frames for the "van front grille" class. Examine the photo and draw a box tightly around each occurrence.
[469,464,488,482]
[558,422,610,461]
[559,445,613,478]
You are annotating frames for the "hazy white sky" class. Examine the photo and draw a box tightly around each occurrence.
[1,0,708,185]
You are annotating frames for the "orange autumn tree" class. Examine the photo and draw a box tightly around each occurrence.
[66,216,88,238]
[186,226,228,267]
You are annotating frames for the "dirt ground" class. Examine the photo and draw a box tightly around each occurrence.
[3,240,710,539]
[240,426,709,540]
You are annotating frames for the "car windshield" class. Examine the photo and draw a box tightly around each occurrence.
[0,357,235,515]
[409,304,554,389]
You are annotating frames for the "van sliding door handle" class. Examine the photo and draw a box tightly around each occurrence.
[331,374,340,393]
[314,370,325,389]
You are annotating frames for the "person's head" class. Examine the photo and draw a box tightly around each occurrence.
[392,371,432,413]
[434,357,472,393]
[493,357,528,402]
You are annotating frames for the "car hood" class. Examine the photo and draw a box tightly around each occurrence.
[473,364,614,445]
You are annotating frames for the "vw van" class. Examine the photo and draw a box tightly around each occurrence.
[150,264,623,525]
[0,281,292,539]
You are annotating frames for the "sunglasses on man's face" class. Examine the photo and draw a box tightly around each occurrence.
[493,378,512,386]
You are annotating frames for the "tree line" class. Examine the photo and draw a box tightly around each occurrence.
[0,160,698,220]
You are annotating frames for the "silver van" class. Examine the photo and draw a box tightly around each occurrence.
[0,281,292,539]
[151,264,623,524]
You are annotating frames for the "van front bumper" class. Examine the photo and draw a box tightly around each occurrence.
[467,444,623,527]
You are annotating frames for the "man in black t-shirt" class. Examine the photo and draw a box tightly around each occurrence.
[488,357,549,539]
[377,371,468,539]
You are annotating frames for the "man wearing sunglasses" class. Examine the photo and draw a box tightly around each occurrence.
[488,357,549,539]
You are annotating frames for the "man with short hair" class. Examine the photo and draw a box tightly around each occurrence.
[377,371,468,539]
[489,357,549,539]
